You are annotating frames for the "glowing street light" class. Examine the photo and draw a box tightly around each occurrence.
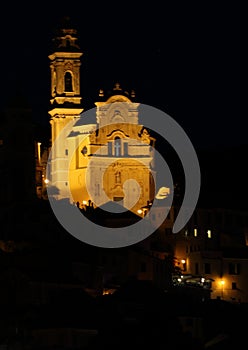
[220,279,225,299]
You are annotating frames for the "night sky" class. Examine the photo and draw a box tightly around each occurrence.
[1,2,247,151]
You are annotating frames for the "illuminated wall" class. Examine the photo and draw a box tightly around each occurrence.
[48,23,83,199]
[68,94,156,214]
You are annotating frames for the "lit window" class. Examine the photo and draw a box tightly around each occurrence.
[194,228,198,237]
[207,229,212,238]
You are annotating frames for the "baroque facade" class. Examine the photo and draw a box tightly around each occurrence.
[48,20,156,214]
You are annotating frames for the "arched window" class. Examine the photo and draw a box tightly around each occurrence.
[114,137,121,156]
[64,72,73,92]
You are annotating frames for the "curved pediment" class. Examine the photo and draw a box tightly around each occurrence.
[106,95,131,103]
[107,129,130,138]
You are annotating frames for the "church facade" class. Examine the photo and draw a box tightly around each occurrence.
[48,19,156,215]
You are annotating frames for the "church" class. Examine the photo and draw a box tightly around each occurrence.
[47,18,156,215]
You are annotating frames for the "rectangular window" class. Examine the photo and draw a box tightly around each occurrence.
[108,142,112,155]
[232,282,237,290]
[228,263,241,275]
[194,228,198,237]
[204,263,211,274]
[124,142,128,156]
[207,230,212,238]
[65,149,68,156]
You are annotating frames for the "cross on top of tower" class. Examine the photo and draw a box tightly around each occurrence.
[113,82,121,90]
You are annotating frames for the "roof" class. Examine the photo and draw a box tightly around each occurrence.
[97,82,137,103]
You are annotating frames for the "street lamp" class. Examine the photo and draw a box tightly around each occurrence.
[220,279,225,299]
[181,259,186,272]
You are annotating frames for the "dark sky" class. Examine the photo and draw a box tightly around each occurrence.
[1,2,247,151]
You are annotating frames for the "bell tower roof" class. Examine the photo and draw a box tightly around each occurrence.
[51,16,81,52]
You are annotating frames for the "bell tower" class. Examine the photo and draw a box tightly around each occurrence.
[48,17,84,197]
